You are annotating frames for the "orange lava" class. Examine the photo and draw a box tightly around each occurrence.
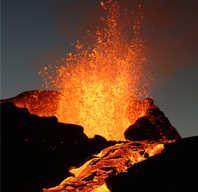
[43,139,175,192]
[39,0,153,141]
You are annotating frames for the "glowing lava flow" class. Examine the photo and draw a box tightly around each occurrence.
[40,0,153,141]
[43,139,174,192]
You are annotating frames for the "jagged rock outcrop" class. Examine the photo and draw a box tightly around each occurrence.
[1,103,116,192]
[124,98,181,141]
[106,136,198,192]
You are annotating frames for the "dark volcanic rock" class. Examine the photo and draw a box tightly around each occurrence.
[124,99,181,141]
[106,136,198,192]
[1,103,116,192]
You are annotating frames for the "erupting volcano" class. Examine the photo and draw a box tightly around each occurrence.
[2,1,197,192]
[39,0,153,141]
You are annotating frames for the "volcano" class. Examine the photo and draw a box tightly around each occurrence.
[1,90,197,192]
[1,1,198,191]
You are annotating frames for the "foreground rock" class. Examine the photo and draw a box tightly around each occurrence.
[1,103,116,192]
[124,99,181,141]
[106,136,198,192]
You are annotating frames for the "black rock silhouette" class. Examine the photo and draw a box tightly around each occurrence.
[1,93,183,192]
[1,103,116,192]
[124,98,181,141]
[106,136,198,192]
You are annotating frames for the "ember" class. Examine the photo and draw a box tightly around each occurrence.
[1,1,196,192]
[39,0,153,141]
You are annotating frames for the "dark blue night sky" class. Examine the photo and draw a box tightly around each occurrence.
[1,0,198,138]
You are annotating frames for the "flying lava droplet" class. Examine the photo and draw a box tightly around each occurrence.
[40,0,154,141]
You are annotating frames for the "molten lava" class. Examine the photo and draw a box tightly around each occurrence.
[43,139,174,192]
[0,2,181,191]
[39,0,153,141]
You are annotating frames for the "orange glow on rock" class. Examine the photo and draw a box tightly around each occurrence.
[1,2,181,191]
[9,90,61,117]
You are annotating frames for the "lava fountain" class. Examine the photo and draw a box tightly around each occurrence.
[40,0,153,141]
[1,3,182,192]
